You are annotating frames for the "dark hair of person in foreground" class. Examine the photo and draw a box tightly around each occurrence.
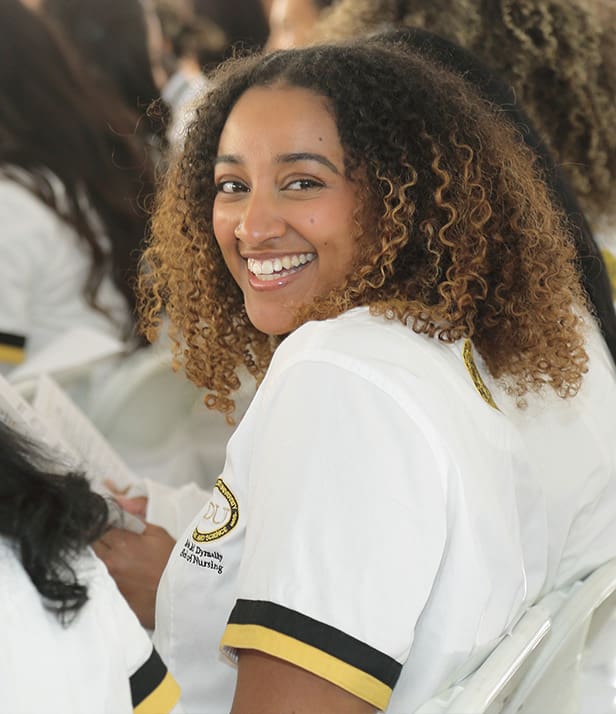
[0,0,156,334]
[369,26,616,367]
[139,41,589,419]
[0,421,109,623]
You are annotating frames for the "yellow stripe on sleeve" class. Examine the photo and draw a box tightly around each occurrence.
[133,671,180,714]
[0,344,25,365]
[221,622,392,710]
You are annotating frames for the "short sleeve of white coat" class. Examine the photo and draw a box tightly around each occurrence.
[224,360,448,709]
[143,479,212,539]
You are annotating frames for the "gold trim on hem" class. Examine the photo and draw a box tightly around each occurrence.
[0,344,25,365]
[221,623,392,710]
[133,671,181,714]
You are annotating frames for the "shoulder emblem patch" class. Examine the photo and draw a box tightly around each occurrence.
[192,478,239,543]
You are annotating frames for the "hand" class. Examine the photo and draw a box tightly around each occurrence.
[93,523,175,629]
[104,479,148,520]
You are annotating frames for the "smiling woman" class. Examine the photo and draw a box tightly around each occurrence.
[135,41,616,714]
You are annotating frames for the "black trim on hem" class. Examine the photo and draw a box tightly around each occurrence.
[228,599,402,689]
[0,332,25,348]
[130,647,167,707]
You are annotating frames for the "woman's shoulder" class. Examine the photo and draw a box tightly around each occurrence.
[266,308,499,417]
[274,307,460,375]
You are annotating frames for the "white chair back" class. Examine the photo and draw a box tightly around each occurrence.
[503,558,616,714]
[416,558,616,714]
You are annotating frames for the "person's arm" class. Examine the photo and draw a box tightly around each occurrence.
[231,650,376,714]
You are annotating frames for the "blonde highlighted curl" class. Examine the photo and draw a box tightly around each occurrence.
[139,42,588,418]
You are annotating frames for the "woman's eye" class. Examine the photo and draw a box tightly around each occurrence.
[216,180,248,194]
[284,178,323,191]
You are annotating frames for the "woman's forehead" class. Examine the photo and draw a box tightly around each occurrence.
[218,85,342,156]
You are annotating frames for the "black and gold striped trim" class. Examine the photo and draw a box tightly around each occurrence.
[131,647,180,714]
[221,599,401,710]
[0,332,25,365]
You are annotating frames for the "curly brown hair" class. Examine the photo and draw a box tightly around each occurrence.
[314,0,616,228]
[139,42,588,419]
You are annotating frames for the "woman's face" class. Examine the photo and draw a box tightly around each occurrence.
[213,84,362,335]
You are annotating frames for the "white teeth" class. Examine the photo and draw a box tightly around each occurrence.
[247,253,315,277]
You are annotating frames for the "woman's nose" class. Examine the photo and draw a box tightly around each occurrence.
[234,190,286,245]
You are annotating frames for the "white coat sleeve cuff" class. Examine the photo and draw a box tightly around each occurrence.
[144,479,211,539]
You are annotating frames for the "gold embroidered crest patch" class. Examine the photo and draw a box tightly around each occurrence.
[192,478,239,542]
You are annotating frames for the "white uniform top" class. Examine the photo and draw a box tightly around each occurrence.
[0,538,181,714]
[154,308,541,712]
[0,176,131,369]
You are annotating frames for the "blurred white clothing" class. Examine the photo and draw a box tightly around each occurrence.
[0,175,131,374]
[162,67,209,149]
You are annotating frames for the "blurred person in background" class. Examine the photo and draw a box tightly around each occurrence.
[41,0,169,157]
[266,0,337,50]
[260,0,274,15]
[0,0,156,378]
[2,1,245,503]
[153,0,225,149]
[193,0,269,64]
[315,0,616,265]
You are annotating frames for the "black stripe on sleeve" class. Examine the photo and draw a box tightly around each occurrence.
[228,599,402,690]
[130,646,167,708]
[0,332,25,348]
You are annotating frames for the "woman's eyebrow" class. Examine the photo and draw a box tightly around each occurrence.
[214,152,341,175]
[214,154,241,165]
[275,152,340,174]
